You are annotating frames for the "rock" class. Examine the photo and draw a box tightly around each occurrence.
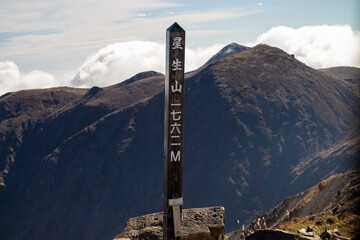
[298,226,318,238]
[320,229,351,240]
[297,227,321,240]
[114,211,163,240]
[226,229,245,240]
[298,228,315,237]
[113,206,225,240]
[246,229,309,240]
[182,207,225,240]
[331,229,343,237]
[320,229,331,240]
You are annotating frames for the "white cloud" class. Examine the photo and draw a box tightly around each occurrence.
[186,44,225,70]
[0,62,20,92]
[0,61,60,95]
[71,41,165,87]
[0,41,225,94]
[248,25,360,68]
[21,71,58,89]
[72,41,224,87]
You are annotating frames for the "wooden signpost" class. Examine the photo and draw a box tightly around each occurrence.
[163,22,185,240]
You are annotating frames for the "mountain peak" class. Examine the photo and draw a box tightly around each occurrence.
[110,70,163,88]
[205,43,250,65]
[211,44,303,74]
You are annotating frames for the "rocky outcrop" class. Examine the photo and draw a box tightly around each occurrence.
[113,207,225,240]
[227,170,359,240]
[246,170,360,230]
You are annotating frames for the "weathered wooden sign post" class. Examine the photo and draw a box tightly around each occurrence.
[163,22,185,240]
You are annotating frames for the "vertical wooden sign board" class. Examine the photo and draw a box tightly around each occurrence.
[163,22,185,240]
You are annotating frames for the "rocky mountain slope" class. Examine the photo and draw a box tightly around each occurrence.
[263,169,359,228]
[226,170,360,240]
[248,170,359,239]
[0,44,358,240]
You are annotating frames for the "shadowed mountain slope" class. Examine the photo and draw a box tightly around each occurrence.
[0,44,358,240]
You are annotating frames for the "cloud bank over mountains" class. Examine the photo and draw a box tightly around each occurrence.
[72,41,223,87]
[249,25,360,69]
[71,41,166,88]
[0,25,359,95]
[0,61,59,94]
[0,42,224,94]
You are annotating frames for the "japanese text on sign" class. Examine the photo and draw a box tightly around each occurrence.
[169,36,183,162]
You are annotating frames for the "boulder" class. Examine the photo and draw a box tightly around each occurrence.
[298,226,316,237]
[297,227,321,240]
[113,206,225,240]
[320,229,350,240]
[298,229,314,237]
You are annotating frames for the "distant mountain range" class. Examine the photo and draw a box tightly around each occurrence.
[320,66,360,85]
[0,44,359,240]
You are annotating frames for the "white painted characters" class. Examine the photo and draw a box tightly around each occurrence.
[168,35,183,162]
[170,122,181,135]
[171,109,181,121]
[172,58,182,71]
[170,105,182,161]
[171,150,180,162]
[171,80,182,93]
[172,37,183,50]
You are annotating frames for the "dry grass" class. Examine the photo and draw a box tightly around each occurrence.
[277,214,360,238]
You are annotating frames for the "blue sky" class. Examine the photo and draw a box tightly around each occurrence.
[0,0,359,94]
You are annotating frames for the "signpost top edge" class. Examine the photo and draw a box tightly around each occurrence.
[167,22,185,32]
